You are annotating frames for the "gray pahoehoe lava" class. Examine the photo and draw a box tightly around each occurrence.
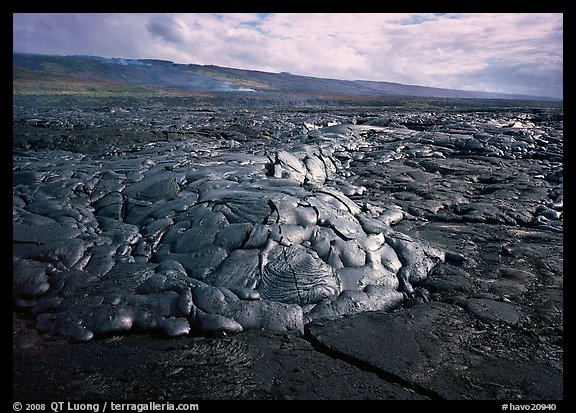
[13,107,562,342]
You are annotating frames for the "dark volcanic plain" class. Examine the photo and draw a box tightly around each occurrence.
[13,96,563,400]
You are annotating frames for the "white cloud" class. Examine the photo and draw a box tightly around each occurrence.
[13,13,563,98]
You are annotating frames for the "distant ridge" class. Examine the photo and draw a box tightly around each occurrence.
[13,52,560,101]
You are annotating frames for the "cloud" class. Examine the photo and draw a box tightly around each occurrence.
[146,14,185,44]
[12,13,563,98]
[459,62,564,98]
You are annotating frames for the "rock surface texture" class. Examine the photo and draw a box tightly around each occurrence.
[13,101,563,399]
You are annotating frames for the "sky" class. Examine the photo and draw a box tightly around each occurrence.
[13,13,563,99]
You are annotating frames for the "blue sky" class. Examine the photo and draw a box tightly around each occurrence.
[13,13,563,98]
